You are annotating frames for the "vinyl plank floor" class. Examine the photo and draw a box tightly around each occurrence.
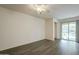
[0,39,79,55]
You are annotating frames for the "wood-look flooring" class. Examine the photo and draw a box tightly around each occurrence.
[0,39,79,55]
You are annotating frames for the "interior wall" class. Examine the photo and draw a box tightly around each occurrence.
[53,18,61,40]
[52,19,55,40]
[56,22,61,39]
[0,7,45,51]
[54,22,57,39]
[45,18,53,40]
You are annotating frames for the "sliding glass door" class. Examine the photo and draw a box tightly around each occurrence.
[69,22,76,41]
[62,22,76,41]
[62,23,68,40]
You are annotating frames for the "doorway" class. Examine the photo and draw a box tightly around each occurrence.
[61,22,76,41]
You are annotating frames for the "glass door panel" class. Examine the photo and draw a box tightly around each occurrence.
[62,23,68,40]
[69,22,76,41]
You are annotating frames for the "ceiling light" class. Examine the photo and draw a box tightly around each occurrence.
[29,4,48,14]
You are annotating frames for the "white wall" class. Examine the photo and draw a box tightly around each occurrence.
[0,7,45,51]
[53,20,57,40]
[57,22,61,39]
[53,18,61,40]
[45,18,53,40]
[60,16,79,22]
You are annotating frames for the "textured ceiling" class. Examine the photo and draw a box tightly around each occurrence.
[0,4,79,20]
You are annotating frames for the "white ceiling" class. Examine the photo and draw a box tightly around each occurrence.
[0,4,79,21]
